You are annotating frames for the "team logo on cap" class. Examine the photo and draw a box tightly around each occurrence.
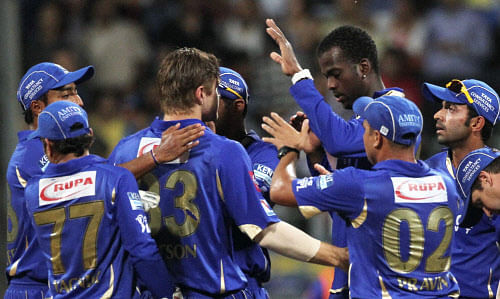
[39,171,96,206]
[391,176,447,203]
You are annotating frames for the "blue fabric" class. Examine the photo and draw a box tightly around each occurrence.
[109,118,280,296]
[426,149,500,298]
[25,154,172,298]
[293,160,460,298]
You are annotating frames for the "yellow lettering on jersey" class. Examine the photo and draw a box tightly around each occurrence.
[398,276,451,292]
[52,271,100,294]
[160,243,197,259]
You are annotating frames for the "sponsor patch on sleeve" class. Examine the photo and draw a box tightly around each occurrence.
[260,199,276,217]
[253,164,273,186]
[316,174,334,190]
[391,176,447,203]
[127,192,144,210]
[295,177,314,192]
[249,171,262,192]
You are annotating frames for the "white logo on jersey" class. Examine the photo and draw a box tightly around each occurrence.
[260,199,276,217]
[127,192,143,210]
[391,176,447,203]
[39,171,96,206]
[136,214,151,233]
[137,136,190,164]
[137,137,161,157]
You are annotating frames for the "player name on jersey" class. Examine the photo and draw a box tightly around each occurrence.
[391,176,447,203]
[38,171,96,206]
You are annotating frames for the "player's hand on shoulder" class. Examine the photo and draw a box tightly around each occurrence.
[154,123,205,163]
[138,190,160,212]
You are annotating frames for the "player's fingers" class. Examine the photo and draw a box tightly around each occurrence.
[262,115,279,129]
[185,140,200,150]
[178,125,205,140]
[301,119,311,133]
[262,136,278,146]
[270,112,289,127]
[314,163,331,175]
[269,52,283,65]
[161,123,181,137]
[261,123,277,137]
[266,19,285,37]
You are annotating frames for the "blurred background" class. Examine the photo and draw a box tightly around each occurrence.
[1,0,500,297]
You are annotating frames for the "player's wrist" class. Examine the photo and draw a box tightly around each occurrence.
[150,149,160,166]
[278,146,300,160]
[291,69,313,85]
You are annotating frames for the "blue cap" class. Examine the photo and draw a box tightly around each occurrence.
[217,67,249,103]
[17,62,95,110]
[422,79,500,126]
[455,147,500,227]
[353,95,422,145]
[30,101,91,140]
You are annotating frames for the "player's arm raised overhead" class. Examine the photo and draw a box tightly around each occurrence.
[118,123,205,179]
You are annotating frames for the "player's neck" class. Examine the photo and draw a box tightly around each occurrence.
[219,124,247,142]
[162,110,201,122]
[367,76,385,96]
[376,145,416,164]
[450,138,485,169]
[49,151,90,164]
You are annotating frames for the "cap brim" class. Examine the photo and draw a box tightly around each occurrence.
[459,201,483,228]
[53,66,95,89]
[353,96,374,117]
[422,83,465,104]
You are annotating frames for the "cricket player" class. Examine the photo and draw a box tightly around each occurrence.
[6,62,203,298]
[266,95,460,298]
[109,47,348,298]
[265,18,412,298]
[24,101,173,298]
[215,66,279,298]
[424,79,500,298]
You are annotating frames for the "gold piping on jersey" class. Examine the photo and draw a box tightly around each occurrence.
[239,224,262,240]
[445,156,455,179]
[220,259,226,294]
[216,170,224,202]
[351,200,368,228]
[298,206,322,219]
[8,258,20,276]
[378,271,392,299]
[101,264,114,298]
[111,188,116,205]
[382,90,406,98]
[488,268,493,298]
[329,286,348,294]
[16,166,27,188]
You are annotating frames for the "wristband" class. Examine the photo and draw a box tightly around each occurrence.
[150,150,160,166]
[291,69,313,85]
[277,146,299,160]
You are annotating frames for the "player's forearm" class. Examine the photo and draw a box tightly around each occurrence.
[270,151,298,206]
[255,222,349,269]
[118,152,156,179]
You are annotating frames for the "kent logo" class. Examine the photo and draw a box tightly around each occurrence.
[39,171,96,206]
[391,176,447,203]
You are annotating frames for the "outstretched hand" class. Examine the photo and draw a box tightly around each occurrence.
[262,112,321,153]
[265,18,303,76]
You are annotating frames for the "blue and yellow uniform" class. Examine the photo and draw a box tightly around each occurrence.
[293,160,460,298]
[109,118,280,298]
[25,154,172,298]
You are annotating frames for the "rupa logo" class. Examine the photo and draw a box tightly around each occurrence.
[137,137,161,157]
[391,176,447,203]
[39,171,96,206]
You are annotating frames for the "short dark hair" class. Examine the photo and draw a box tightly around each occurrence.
[471,155,500,193]
[48,133,94,157]
[157,47,219,114]
[22,94,48,125]
[317,25,379,74]
[465,106,494,142]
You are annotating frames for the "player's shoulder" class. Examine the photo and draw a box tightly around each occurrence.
[425,148,449,166]
[115,126,152,147]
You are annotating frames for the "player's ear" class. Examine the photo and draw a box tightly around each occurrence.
[194,85,204,105]
[478,171,492,188]
[469,115,485,133]
[30,99,46,118]
[358,58,370,78]
[233,99,246,113]
[373,130,383,149]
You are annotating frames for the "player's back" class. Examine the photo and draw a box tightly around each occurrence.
[6,131,48,287]
[25,155,147,298]
[346,160,460,298]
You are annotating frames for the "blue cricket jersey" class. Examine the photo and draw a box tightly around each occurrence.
[109,118,280,296]
[24,154,172,298]
[6,130,49,288]
[293,160,460,298]
[426,148,500,298]
[290,78,407,297]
